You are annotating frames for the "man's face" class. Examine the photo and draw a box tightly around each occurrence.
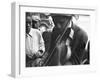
[26,16,32,34]
[53,16,65,23]
[52,15,72,29]
[35,21,40,28]
[32,20,40,29]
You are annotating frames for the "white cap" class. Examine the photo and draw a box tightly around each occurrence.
[32,15,41,21]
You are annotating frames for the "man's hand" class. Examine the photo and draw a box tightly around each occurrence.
[35,50,43,58]
[27,52,34,58]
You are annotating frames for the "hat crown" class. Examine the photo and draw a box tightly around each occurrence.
[32,15,40,21]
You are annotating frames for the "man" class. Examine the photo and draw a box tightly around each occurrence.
[25,13,45,67]
[39,22,52,52]
[44,14,89,66]
[34,21,52,66]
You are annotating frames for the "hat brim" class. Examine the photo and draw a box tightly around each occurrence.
[50,13,74,17]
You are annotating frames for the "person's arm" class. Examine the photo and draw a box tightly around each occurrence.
[36,30,45,57]
[39,32,45,54]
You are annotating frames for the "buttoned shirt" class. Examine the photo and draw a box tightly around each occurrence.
[26,28,45,57]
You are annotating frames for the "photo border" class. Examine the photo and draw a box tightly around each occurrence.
[11,2,97,78]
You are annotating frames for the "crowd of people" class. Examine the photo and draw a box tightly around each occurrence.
[25,12,90,67]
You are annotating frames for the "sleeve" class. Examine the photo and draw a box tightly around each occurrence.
[49,16,55,28]
[38,31,45,53]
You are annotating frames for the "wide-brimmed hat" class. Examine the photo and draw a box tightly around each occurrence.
[50,13,74,17]
[50,13,79,21]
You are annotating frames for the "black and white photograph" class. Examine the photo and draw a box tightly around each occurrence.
[11,2,97,77]
[25,12,90,67]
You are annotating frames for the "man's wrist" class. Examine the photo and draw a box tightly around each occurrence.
[38,50,43,53]
[36,50,44,57]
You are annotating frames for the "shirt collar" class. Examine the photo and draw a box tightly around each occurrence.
[67,21,74,39]
[67,20,72,28]
[26,30,32,38]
